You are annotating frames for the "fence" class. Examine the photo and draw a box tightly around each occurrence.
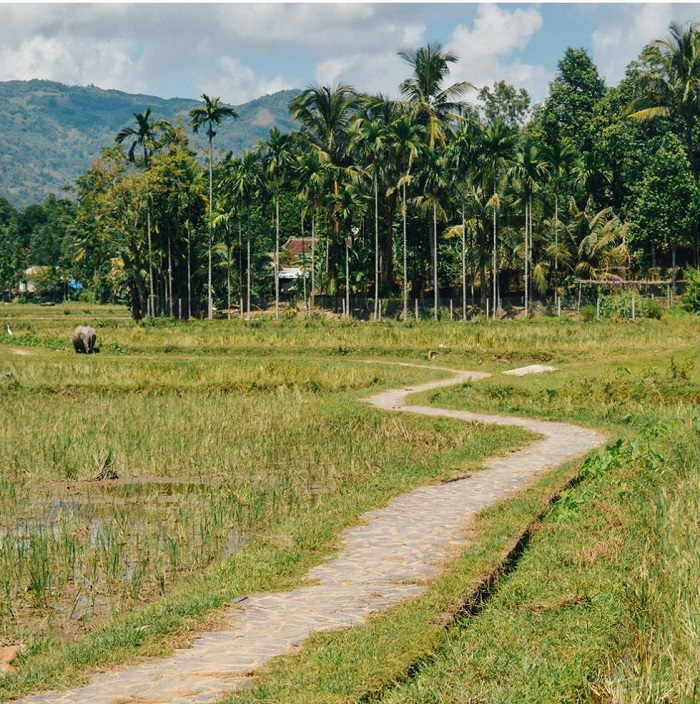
[143,282,683,322]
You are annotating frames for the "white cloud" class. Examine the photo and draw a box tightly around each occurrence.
[591,4,700,85]
[445,4,548,101]
[2,3,696,108]
[209,56,293,105]
[0,34,145,92]
[592,4,673,84]
[315,51,408,97]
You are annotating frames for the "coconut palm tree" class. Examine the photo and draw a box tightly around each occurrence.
[326,183,367,315]
[567,197,631,280]
[190,94,239,318]
[629,21,700,177]
[398,42,474,149]
[290,85,359,288]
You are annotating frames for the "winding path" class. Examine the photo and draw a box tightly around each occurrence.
[17,364,606,704]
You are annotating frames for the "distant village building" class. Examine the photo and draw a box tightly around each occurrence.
[278,237,316,296]
[18,266,46,293]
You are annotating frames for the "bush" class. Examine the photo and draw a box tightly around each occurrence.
[580,304,597,322]
[682,266,700,314]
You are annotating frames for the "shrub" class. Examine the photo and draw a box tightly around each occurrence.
[682,266,700,314]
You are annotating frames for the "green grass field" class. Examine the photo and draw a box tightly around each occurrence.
[0,303,698,702]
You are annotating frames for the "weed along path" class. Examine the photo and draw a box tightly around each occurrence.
[17,363,606,704]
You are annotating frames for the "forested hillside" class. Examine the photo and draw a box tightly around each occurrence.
[0,80,299,207]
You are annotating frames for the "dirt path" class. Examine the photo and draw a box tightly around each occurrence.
[16,364,606,704]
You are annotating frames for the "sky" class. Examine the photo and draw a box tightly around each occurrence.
[0,2,699,107]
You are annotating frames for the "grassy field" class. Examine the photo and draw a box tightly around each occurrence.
[0,303,698,702]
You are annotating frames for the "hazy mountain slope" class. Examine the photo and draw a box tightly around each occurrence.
[0,80,300,208]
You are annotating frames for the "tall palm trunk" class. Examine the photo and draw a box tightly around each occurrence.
[461,200,467,321]
[147,207,154,317]
[374,171,379,320]
[207,133,214,319]
[433,202,438,321]
[402,181,408,320]
[246,211,251,320]
[311,210,316,313]
[275,193,280,319]
[187,220,192,319]
[524,197,529,318]
[492,193,497,320]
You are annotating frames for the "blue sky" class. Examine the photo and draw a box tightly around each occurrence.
[0,3,698,106]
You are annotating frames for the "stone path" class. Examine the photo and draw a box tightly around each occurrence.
[16,364,606,704]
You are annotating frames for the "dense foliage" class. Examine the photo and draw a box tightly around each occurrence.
[1,23,699,320]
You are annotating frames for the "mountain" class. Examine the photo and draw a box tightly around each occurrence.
[0,80,301,208]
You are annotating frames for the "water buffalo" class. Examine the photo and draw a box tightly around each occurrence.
[71,325,97,354]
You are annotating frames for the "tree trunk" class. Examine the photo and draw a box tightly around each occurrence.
[433,203,438,321]
[402,182,408,321]
[275,193,280,319]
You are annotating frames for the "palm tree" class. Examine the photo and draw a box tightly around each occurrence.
[258,128,296,318]
[508,143,549,317]
[628,21,700,265]
[350,100,392,319]
[390,114,424,320]
[294,148,331,312]
[477,121,515,317]
[447,117,479,319]
[190,94,239,318]
[212,215,236,319]
[398,43,473,149]
[629,22,700,177]
[223,151,262,319]
[415,146,449,320]
[567,198,631,281]
[290,85,359,288]
[116,109,174,316]
[326,183,366,315]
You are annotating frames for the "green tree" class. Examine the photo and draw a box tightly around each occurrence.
[390,114,425,319]
[628,133,700,292]
[508,143,549,315]
[350,100,393,318]
[478,81,531,128]
[74,149,153,320]
[415,146,450,320]
[258,128,296,318]
[290,84,359,288]
[628,21,700,264]
[294,147,330,311]
[116,108,174,316]
[540,47,607,154]
[222,151,263,318]
[477,121,516,314]
[190,94,239,318]
[399,43,473,149]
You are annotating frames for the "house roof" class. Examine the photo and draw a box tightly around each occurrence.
[282,237,318,258]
